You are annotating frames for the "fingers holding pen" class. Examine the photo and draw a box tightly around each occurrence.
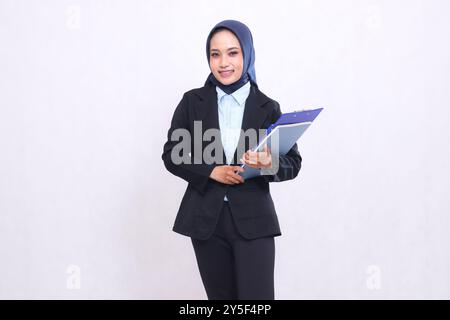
[227,166,245,184]
[210,165,245,185]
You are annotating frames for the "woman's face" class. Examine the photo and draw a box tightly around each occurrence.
[209,29,244,85]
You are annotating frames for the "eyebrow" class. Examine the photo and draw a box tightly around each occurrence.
[210,47,240,52]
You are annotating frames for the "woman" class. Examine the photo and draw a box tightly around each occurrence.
[162,20,302,300]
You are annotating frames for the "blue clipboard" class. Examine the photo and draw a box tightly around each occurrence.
[238,108,324,179]
[266,108,324,135]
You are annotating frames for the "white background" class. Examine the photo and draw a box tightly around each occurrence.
[0,0,449,299]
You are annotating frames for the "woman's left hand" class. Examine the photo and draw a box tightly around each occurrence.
[240,144,272,169]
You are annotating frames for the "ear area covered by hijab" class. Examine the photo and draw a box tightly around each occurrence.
[205,19,258,95]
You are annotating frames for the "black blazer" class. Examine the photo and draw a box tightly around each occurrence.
[162,82,302,240]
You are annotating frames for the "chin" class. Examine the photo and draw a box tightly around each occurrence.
[217,76,239,85]
[221,78,238,85]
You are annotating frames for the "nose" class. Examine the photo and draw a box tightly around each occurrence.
[219,55,229,68]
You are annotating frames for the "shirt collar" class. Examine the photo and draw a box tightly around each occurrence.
[216,81,251,106]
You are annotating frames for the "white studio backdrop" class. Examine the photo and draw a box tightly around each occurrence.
[0,0,449,299]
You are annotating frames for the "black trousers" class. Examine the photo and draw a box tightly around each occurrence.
[191,201,275,300]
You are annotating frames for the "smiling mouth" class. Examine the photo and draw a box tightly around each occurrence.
[219,70,234,78]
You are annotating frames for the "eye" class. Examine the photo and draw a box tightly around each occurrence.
[211,52,219,57]
[229,51,238,56]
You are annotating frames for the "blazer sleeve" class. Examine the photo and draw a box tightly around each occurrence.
[161,93,217,195]
[262,101,302,183]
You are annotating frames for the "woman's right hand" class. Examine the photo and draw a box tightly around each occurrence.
[210,166,245,185]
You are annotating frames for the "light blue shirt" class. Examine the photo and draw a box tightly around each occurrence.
[216,81,251,201]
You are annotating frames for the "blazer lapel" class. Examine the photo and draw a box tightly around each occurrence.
[194,84,227,164]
